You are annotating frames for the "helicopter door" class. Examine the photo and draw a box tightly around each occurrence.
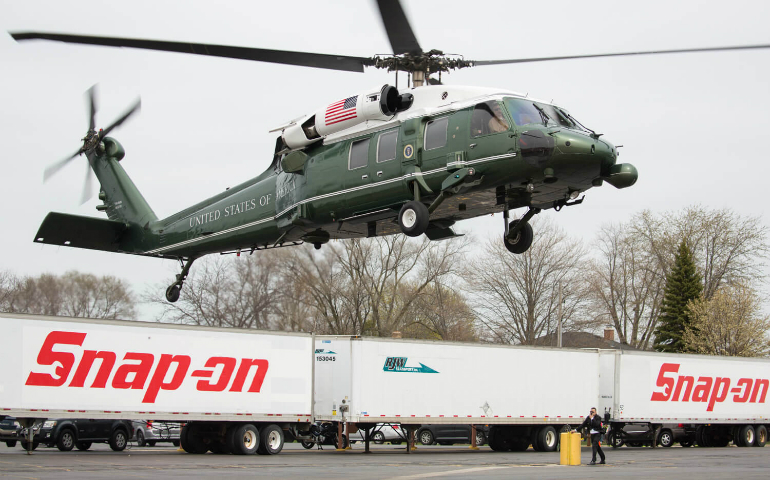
[369,128,405,207]
[467,100,513,163]
[341,137,374,217]
[421,112,468,181]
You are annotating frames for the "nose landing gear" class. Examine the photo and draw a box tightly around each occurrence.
[503,207,539,254]
[165,256,196,303]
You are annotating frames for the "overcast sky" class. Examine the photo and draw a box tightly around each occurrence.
[2,0,770,319]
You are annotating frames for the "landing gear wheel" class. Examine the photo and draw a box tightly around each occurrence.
[398,201,429,237]
[257,424,284,455]
[314,243,322,250]
[165,284,181,303]
[504,221,533,254]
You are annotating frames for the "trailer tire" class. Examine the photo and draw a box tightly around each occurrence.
[487,428,510,452]
[537,426,558,452]
[230,424,260,455]
[738,425,755,447]
[5,440,17,448]
[75,441,91,451]
[658,429,674,448]
[754,425,767,447]
[183,424,209,454]
[696,426,709,447]
[56,428,76,451]
[509,437,530,452]
[257,424,284,455]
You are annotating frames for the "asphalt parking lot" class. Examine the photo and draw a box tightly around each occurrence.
[1,442,768,479]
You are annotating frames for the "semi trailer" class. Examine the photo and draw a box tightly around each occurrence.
[1,313,768,455]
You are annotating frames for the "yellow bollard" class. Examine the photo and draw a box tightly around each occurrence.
[559,432,581,466]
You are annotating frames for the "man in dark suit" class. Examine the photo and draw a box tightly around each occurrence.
[579,407,606,465]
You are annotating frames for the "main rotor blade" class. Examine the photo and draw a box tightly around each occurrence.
[87,84,98,131]
[80,161,94,205]
[472,43,770,67]
[376,0,422,55]
[99,98,141,139]
[11,32,371,73]
[43,149,82,182]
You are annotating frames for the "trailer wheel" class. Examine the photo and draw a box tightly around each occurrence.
[537,426,558,452]
[509,437,530,452]
[75,441,91,451]
[257,424,284,455]
[56,428,76,451]
[658,429,674,448]
[754,425,767,447]
[230,424,260,455]
[5,440,17,448]
[183,424,209,454]
[738,425,755,447]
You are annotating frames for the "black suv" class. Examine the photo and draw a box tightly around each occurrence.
[0,416,22,447]
[416,424,489,446]
[41,419,134,451]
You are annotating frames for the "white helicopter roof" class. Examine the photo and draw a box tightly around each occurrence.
[321,84,554,145]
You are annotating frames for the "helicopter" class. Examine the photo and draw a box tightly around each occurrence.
[11,1,769,303]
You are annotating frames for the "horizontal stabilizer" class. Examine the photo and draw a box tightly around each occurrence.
[33,212,127,252]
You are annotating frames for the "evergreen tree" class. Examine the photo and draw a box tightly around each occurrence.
[654,241,702,352]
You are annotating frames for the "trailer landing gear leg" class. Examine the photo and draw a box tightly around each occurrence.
[364,428,371,454]
[165,256,196,303]
[470,425,479,450]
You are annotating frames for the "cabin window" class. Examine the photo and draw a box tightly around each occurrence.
[377,129,398,163]
[505,97,544,127]
[424,117,449,150]
[349,138,370,170]
[471,101,509,137]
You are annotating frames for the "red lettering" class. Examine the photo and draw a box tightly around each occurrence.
[142,354,191,403]
[229,359,269,393]
[68,350,116,388]
[692,377,713,402]
[707,377,730,411]
[112,353,154,389]
[750,379,769,403]
[651,363,679,401]
[192,357,236,392]
[733,378,752,402]
[25,331,86,387]
[673,375,695,402]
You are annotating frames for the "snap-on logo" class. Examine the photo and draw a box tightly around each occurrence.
[25,331,269,403]
[650,362,768,412]
[383,357,438,373]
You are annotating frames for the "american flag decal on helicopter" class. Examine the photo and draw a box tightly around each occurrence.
[325,95,358,126]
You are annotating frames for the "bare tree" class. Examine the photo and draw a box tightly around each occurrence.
[405,280,477,341]
[149,253,281,328]
[468,218,592,345]
[0,270,135,319]
[585,223,665,349]
[685,284,770,357]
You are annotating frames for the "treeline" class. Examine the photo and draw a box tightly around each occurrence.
[3,205,769,356]
[0,270,135,319]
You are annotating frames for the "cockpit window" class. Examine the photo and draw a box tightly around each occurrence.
[470,101,509,137]
[505,97,575,128]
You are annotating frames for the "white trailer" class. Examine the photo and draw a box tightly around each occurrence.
[598,349,770,448]
[313,335,601,452]
[0,313,315,454]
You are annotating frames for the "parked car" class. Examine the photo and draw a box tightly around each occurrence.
[608,423,691,448]
[40,419,134,451]
[131,421,181,446]
[0,416,21,447]
[349,424,406,444]
[416,424,489,446]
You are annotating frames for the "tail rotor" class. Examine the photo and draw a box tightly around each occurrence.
[43,84,141,204]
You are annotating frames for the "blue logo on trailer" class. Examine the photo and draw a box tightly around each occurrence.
[382,357,438,373]
[315,349,337,354]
